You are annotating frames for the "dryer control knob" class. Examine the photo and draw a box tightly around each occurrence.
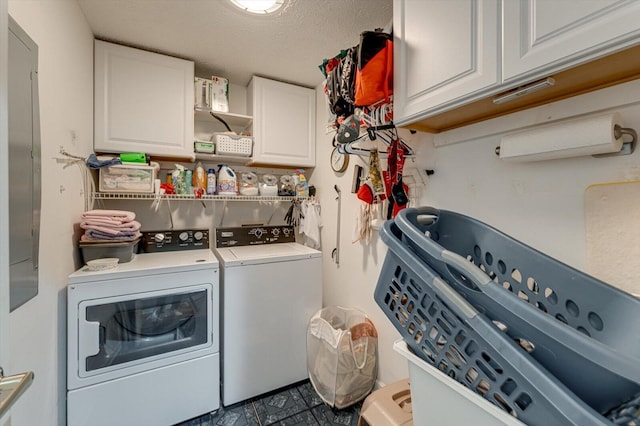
[154,233,165,243]
[179,231,189,242]
[194,231,204,241]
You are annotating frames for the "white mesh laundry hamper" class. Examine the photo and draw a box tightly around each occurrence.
[307,306,378,409]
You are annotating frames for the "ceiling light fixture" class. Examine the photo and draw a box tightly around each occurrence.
[229,0,286,14]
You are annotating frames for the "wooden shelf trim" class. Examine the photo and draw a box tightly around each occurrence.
[404,44,640,134]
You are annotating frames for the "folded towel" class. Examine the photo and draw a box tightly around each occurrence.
[85,153,122,170]
[80,234,140,243]
[80,235,139,243]
[83,229,141,241]
[82,209,136,222]
[80,217,129,227]
[80,222,142,235]
[80,220,141,232]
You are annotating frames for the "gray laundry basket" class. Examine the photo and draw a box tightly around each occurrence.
[375,220,617,426]
[393,206,640,415]
[374,220,639,426]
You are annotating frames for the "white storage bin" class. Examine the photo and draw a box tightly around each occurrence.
[99,164,156,193]
[212,133,253,157]
[393,340,524,426]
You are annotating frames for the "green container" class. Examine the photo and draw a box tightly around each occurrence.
[120,152,147,163]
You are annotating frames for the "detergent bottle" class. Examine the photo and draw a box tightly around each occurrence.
[206,168,216,195]
[216,164,237,195]
[193,161,207,191]
[295,169,309,197]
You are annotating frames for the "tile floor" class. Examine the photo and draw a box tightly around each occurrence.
[175,380,363,426]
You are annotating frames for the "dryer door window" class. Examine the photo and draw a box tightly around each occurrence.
[84,288,208,372]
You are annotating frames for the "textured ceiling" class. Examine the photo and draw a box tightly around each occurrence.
[77,0,393,88]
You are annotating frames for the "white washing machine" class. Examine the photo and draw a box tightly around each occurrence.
[67,229,219,426]
[214,225,322,406]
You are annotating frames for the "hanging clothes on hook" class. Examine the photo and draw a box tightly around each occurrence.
[284,199,301,227]
[354,179,379,244]
[384,134,409,219]
[353,202,377,244]
[361,101,393,127]
[300,198,322,249]
[368,149,385,196]
[364,122,416,158]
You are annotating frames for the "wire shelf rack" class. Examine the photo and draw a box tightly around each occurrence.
[92,192,297,202]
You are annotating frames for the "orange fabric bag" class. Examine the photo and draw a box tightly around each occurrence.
[354,31,393,107]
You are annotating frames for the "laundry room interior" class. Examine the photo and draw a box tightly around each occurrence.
[2,1,640,426]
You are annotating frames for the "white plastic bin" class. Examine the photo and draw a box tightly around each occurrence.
[393,340,524,426]
[99,164,155,193]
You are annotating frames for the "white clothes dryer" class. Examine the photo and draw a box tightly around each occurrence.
[67,229,219,426]
[213,226,322,406]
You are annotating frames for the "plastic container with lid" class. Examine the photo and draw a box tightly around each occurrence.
[259,174,278,196]
[239,171,259,196]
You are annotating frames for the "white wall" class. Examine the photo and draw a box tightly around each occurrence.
[312,79,640,388]
[7,1,93,424]
[0,0,9,422]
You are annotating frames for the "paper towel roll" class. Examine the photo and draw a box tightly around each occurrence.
[499,113,623,162]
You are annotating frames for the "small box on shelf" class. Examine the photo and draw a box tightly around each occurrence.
[211,76,229,113]
[194,140,215,154]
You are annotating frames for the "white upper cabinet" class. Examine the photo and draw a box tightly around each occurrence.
[248,76,316,167]
[394,0,640,131]
[94,40,194,158]
[393,0,499,127]
[503,0,640,82]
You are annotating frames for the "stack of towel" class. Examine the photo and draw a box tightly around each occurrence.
[80,209,141,242]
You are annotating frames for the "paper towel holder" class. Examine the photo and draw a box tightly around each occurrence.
[592,125,637,158]
[494,124,637,159]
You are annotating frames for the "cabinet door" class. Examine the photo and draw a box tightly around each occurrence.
[249,76,315,167]
[94,40,194,157]
[503,0,640,83]
[393,0,499,127]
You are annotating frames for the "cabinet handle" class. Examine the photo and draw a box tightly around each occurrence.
[493,77,555,104]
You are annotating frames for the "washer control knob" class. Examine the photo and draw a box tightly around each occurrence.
[194,231,204,241]
[271,228,280,236]
[254,228,264,239]
[154,233,165,243]
[282,227,291,236]
[179,231,189,242]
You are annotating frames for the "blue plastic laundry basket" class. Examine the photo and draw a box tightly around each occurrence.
[375,220,621,426]
[393,206,640,415]
[374,221,640,426]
